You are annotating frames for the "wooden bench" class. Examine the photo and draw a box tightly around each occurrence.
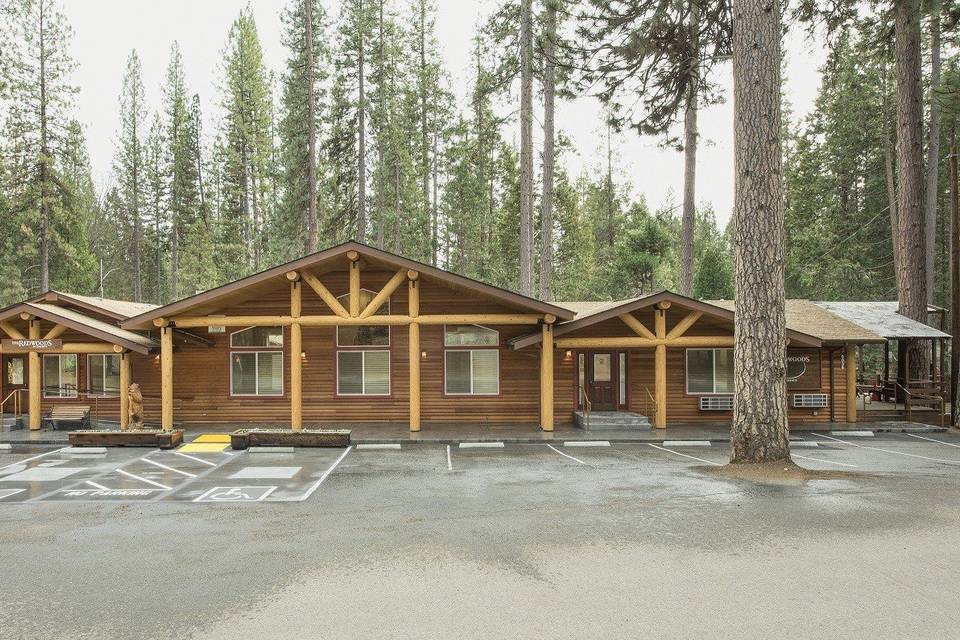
[43,405,91,431]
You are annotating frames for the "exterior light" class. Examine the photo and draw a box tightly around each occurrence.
[565,350,573,359]
[421,351,427,359]
[300,351,307,360]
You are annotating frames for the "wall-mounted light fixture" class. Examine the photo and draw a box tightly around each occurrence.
[421,351,428,359]
[300,351,307,361]
[565,350,573,359]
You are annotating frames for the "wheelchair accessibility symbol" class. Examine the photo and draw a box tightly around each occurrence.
[194,486,277,502]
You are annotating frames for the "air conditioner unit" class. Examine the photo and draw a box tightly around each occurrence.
[699,396,734,411]
[792,393,828,409]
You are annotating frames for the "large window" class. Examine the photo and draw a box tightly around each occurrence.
[88,354,121,397]
[43,354,78,398]
[230,326,283,348]
[336,289,390,346]
[337,351,390,395]
[686,348,734,394]
[231,352,283,396]
[444,325,499,395]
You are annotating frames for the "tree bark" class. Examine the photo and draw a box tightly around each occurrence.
[306,0,318,253]
[539,0,557,301]
[950,132,958,424]
[38,0,50,292]
[519,0,534,295]
[680,0,699,297]
[924,0,941,305]
[894,0,929,379]
[729,0,790,463]
[357,0,367,243]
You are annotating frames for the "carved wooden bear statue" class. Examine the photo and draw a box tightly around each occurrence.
[128,383,145,430]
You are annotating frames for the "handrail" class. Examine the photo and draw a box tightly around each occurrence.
[643,386,657,421]
[578,385,592,430]
[1,388,24,419]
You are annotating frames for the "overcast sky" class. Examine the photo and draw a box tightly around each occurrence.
[62,0,827,230]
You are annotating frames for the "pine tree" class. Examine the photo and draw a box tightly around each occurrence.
[142,115,166,303]
[114,50,147,301]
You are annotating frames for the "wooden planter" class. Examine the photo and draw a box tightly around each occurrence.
[68,429,184,449]
[230,428,351,450]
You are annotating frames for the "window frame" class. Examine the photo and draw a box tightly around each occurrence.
[685,348,735,395]
[42,353,79,399]
[229,350,285,397]
[335,349,392,397]
[87,353,121,398]
[229,326,284,349]
[442,324,501,397]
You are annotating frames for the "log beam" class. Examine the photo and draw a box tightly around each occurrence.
[161,326,173,431]
[44,324,68,340]
[28,320,40,430]
[170,313,547,328]
[348,255,361,316]
[540,322,554,431]
[0,321,26,340]
[290,280,303,431]
[619,313,655,340]
[666,311,703,340]
[299,270,350,318]
[359,269,406,319]
[654,308,667,428]
[554,336,735,349]
[416,314,544,325]
[119,352,131,430]
[846,343,857,424]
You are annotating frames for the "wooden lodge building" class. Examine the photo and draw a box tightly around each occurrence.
[0,242,947,433]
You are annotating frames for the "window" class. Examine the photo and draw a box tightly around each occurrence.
[619,353,627,405]
[231,352,283,396]
[337,351,390,395]
[6,357,24,386]
[43,354,78,398]
[686,348,735,394]
[88,354,121,397]
[230,326,283,348]
[444,325,500,395]
[337,290,390,346]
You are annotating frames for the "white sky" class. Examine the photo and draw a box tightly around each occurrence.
[62,0,827,230]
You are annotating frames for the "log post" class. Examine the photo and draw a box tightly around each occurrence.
[348,253,361,317]
[846,342,857,424]
[28,319,41,430]
[408,273,421,432]
[654,304,668,428]
[160,325,174,431]
[290,278,303,431]
[119,352,131,430]
[540,320,554,431]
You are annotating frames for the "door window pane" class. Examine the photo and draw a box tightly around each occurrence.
[7,357,24,385]
[593,353,612,382]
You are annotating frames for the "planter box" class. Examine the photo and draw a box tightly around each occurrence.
[230,428,351,450]
[68,429,184,449]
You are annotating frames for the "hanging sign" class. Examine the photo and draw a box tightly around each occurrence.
[1,339,63,352]
[786,349,821,389]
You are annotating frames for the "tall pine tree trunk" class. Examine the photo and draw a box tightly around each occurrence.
[729,0,790,464]
[39,1,50,292]
[539,0,556,301]
[950,130,958,424]
[680,1,699,297]
[924,1,940,305]
[357,0,367,243]
[894,0,928,379]
[419,0,432,264]
[306,0,318,253]
[519,0,534,295]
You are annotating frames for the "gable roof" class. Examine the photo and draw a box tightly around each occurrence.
[812,301,949,340]
[0,303,157,353]
[510,290,823,349]
[121,241,574,329]
[708,299,885,344]
[29,290,159,320]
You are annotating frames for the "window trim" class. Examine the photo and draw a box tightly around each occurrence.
[443,323,500,347]
[685,348,735,395]
[229,326,285,349]
[42,353,79,399]
[335,349,392,397]
[229,350,285,397]
[442,324,501,397]
[87,353,121,398]
[336,289,391,348]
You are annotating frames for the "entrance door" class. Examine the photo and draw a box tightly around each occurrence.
[588,352,616,411]
[2,355,27,404]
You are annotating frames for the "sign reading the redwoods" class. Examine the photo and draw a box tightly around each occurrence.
[786,349,821,389]
[1,339,63,352]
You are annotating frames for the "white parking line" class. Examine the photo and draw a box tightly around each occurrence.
[564,441,610,447]
[648,443,722,466]
[356,444,401,450]
[831,430,874,437]
[116,468,173,490]
[815,433,960,466]
[172,451,218,467]
[446,445,453,471]
[85,480,112,490]
[662,440,711,447]
[296,446,352,502]
[905,433,960,448]
[0,447,64,471]
[459,442,504,449]
[546,444,586,465]
[793,454,858,468]
[140,457,197,478]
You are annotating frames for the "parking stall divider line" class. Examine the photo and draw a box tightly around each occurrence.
[905,433,960,449]
[0,447,65,472]
[648,443,722,466]
[815,433,960,466]
[116,468,173,490]
[295,446,352,502]
[140,457,198,477]
[546,443,587,465]
[150,449,246,502]
[446,445,452,471]
[25,449,164,503]
[85,480,112,490]
[793,453,859,468]
[172,451,219,467]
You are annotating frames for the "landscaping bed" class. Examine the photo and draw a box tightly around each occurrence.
[68,429,184,449]
[230,428,351,450]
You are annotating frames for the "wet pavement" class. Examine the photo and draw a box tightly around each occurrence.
[2,431,960,638]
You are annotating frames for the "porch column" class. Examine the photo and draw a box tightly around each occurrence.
[290,277,303,430]
[654,303,668,428]
[408,272,420,432]
[348,251,361,316]
[160,325,173,431]
[28,319,41,431]
[845,342,857,424]
[540,319,554,431]
[119,352,131,430]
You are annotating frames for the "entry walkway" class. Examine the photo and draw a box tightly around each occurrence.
[0,420,948,446]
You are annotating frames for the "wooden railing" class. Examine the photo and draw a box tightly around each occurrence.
[578,385,592,429]
[643,387,658,422]
[1,388,24,420]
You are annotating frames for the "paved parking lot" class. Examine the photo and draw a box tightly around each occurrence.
[2,431,960,639]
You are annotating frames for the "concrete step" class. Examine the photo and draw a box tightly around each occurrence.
[0,414,24,432]
[573,411,651,431]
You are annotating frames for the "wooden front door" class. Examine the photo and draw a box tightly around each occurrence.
[587,352,617,411]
